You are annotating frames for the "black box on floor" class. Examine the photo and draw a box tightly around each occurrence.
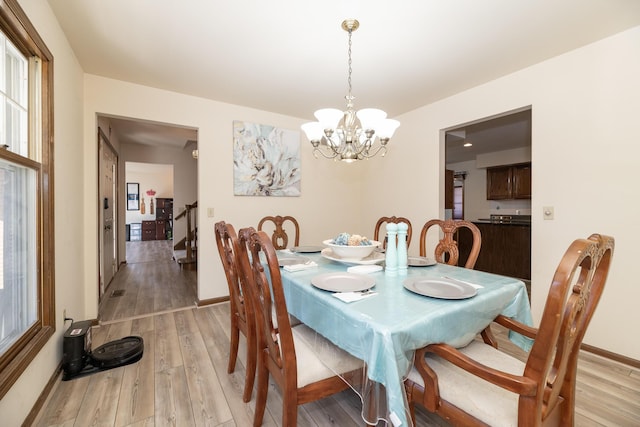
[62,320,93,378]
[62,320,144,381]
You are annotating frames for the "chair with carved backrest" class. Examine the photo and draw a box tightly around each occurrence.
[420,218,481,268]
[214,221,256,403]
[374,216,413,250]
[235,227,364,427]
[257,215,300,250]
[405,233,614,427]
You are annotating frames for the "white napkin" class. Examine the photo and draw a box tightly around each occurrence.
[332,291,377,303]
[283,261,318,272]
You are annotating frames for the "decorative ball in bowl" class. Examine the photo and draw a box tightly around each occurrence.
[323,234,381,261]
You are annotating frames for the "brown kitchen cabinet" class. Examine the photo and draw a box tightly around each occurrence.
[457,222,531,280]
[512,163,531,198]
[486,162,531,200]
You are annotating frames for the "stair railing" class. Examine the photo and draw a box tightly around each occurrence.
[175,201,198,268]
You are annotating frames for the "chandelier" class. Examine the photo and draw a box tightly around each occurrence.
[301,19,400,163]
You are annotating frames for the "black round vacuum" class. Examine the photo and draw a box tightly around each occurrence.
[62,320,144,381]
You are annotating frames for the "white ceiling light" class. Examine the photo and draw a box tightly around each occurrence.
[301,19,400,163]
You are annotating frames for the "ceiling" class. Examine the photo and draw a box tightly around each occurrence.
[104,115,198,150]
[48,1,640,158]
[445,108,532,164]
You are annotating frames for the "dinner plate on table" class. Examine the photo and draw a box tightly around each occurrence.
[408,256,437,267]
[278,256,310,267]
[403,277,477,299]
[290,245,324,253]
[321,248,385,265]
[311,272,375,292]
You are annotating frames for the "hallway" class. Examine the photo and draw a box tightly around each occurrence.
[99,240,197,323]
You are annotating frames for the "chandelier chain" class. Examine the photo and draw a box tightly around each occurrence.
[347,28,353,99]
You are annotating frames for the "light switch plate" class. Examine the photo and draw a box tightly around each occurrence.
[207,208,215,218]
[543,206,554,220]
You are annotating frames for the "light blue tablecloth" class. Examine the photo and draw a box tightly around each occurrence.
[279,252,533,427]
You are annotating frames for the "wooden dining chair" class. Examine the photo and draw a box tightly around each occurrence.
[420,219,481,268]
[257,215,300,250]
[374,216,412,249]
[214,221,256,403]
[235,227,364,427]
[405,233,614,427]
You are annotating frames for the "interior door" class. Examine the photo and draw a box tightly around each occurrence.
[99,130,118,299]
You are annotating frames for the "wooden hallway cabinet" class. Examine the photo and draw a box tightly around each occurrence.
[155,220,166,240]
[142,220,156,241]
[140,198,173,240]
[155,198,173,240]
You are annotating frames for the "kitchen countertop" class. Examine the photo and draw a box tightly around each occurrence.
[474,219,531,226]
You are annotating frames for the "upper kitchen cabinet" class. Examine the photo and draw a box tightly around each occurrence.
[486,162,531,200]
[512,163,531,198]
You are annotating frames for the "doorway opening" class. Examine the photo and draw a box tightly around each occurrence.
[96,115,198,322]
[444,107,532,222]
[443,107,532,292]
[125,161,174,260]
[452,173,465,220]
[98,129,118,301]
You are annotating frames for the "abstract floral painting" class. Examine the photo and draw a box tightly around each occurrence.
[233,120,301,196]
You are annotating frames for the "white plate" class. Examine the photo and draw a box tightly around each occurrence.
[311,272,375,292]
[403,277,477,299]
[291,245,324,253]
[408,256,437,267]
[278,256,310,267]
[321,248,385,265]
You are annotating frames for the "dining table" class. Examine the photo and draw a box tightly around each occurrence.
[277,249,533,427]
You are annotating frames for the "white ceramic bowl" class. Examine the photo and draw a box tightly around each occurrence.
[323,239,381,260]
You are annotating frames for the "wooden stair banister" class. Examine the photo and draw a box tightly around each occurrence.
[174,200,197,221]
[176,201,198,269]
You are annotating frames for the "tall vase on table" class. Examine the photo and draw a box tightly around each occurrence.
[397,222,408,275]
[385,223,398,276]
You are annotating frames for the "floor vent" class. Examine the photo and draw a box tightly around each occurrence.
[110,289,125,297]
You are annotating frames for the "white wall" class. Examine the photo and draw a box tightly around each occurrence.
[363,26,640,360]
[83,75,363,313]
[124,162,174,224]
[121,143,195,253]
[475,146,531,168]
[0,1,86,425]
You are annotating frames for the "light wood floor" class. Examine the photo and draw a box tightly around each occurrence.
[34,247,640,426]
[99,240,198,323]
